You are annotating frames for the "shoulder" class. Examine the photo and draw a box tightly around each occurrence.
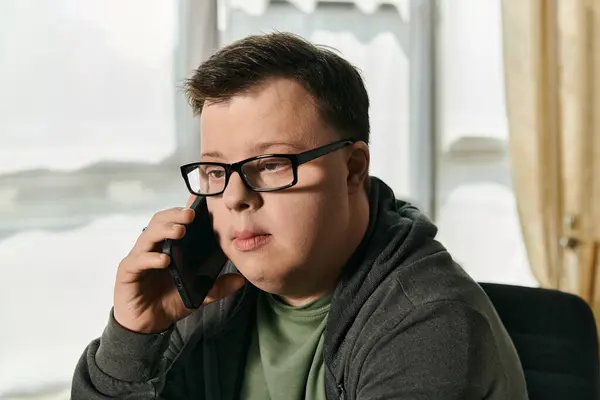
[358,268,496,349]
[358,240,494,331]
[345,250,527,398]
[346,234,506,343]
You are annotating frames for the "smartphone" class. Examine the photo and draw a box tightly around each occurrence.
[162,196,228,309]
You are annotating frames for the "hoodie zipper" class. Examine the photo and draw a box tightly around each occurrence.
[337,384,346,400]
[203,340,222,400]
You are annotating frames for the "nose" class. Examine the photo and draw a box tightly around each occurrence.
[222,171,262,212]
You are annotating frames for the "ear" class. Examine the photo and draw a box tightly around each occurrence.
[346,141,370,194]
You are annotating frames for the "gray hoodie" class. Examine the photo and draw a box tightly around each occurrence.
[71,177,528,399]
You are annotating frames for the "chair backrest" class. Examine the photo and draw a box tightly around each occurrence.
[480,283,600,400]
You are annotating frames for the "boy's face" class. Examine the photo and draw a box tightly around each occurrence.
[198,78,356,297]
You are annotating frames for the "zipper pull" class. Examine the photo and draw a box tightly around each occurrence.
[337,384,346,400]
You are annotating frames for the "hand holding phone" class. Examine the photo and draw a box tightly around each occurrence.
[162,196,229,309]
[112,197,245,334]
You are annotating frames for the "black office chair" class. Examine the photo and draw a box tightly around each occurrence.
[480,283,600,400]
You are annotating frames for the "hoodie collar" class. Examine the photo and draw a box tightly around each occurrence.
[323,176,438,377]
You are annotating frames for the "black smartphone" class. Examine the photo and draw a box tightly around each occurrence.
[162,196,228,309]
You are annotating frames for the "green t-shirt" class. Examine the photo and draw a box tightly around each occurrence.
[240,291,331,400]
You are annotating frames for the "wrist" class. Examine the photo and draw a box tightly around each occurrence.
[113,310,172,335]
[95,308,174,382]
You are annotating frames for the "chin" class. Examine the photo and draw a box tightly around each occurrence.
[229,252,300,293]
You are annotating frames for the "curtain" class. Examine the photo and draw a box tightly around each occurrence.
[227,0,408,15]
[502,0,600,323]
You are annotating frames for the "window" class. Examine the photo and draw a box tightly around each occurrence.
[433,0,537,286]
[219,0,430,204]
[0,0,431,396]
[0,0,536,397]
[0,0,190,396]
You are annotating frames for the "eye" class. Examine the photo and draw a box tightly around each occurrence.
[260,162,285,172]
[256,158,291,173]
[202,166,225,179]
[208,169,225,179]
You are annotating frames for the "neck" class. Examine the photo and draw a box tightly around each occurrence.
[277,273,337,307]
[279,192,370,307]
[278,293,325,307]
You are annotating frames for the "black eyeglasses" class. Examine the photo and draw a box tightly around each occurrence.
[180,139,355,196]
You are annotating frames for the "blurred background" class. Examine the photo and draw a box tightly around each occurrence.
[1,0,599,398]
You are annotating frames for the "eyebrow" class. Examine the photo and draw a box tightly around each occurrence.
[201,141,308,159]
[200,150,224,159]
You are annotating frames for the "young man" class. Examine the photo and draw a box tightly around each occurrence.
[72,33,528,399]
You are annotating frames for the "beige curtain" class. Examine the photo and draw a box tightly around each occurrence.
[502,0,600,323]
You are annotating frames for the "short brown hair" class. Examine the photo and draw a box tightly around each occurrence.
[185,32,370,144]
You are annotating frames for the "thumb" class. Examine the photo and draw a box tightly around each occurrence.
[203,273,246,305]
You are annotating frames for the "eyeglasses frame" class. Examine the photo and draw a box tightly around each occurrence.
[180,139,355,196]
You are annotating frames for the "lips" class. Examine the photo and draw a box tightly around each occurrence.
[231,229,272,252]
